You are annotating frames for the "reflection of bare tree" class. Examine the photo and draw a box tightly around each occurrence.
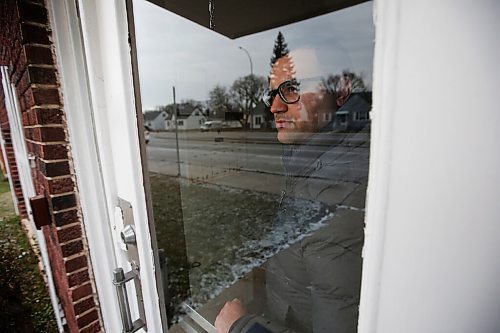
[324,70,367,93]
[208,85,232,119]
[230,74,267,128]
[322,70,368,107]
[156,103,175,115]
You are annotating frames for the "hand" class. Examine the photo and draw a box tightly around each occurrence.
[215,298,247,333]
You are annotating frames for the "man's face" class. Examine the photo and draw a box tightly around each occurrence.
[269,56,331,144]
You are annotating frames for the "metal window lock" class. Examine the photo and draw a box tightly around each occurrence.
[113,198,147,332]
[113,267,146,333]
[121,225,137,245]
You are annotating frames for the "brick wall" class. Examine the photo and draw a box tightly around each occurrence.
[0,1,103,332]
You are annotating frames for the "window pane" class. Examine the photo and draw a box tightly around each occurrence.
[134,1,373,332]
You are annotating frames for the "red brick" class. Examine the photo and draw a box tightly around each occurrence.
[77,310,98,329]
[20,88,61,109]
[39,160,70,177]
[24,44,53,64]
[68,269,89,288]
[35,169,48,188]
[61,239,83,257]
[14,188,24,196]
[40,144,68,159]
[47,177,74,194]
[32,87,61,105]
[19,204,28,218]
[19,88,34,109]
[65,255,88,273]
[53,208,79,227]
[10,48,27,82]
[24,127,34,140]
[51,193,76,210]
[22,109,29,124]
[71,283,92,302]
[30,126,66,142]
[20,23,49,45]
[27,108,63,125]
[73,297,95,316]
[18,2,48,25]
[0,112,9,123]
[26,141,34,154]
[28,66,57,84]
[79,321,101,333]
[28,127,39,140]
[57,224,82,243]
[12,66,54,95]
[16,67,31,95]
[12,39,25,65]
[40,127,66,141]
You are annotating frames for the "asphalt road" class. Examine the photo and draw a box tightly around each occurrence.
[146,130,370,189]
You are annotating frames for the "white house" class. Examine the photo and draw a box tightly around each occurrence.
[166,106,206,131]
[143,110,167,131]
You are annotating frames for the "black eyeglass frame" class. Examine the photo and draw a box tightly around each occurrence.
[262,79,301,107]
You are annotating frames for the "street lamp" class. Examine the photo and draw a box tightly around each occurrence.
[238,46,253,76]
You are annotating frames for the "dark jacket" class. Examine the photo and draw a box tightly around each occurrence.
[230,128,365,333]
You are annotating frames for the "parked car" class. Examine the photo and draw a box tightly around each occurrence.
[200,120,223,132]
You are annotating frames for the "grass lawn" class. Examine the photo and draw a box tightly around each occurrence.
[0,175,57,332]
[149,172,329,324]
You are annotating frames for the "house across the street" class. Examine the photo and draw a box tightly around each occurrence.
[333,92,372,132]
[143,110,168,131]
[166,104,207,131]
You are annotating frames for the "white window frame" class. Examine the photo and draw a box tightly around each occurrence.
[47,0,167,331]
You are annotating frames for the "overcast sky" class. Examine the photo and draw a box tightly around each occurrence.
[133,0,374,110]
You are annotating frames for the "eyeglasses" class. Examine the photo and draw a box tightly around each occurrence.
[262,79,301,107]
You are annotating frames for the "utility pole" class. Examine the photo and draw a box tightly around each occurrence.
[173,86,181,177]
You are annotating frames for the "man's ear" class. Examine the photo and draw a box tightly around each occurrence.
[336,76,353,107]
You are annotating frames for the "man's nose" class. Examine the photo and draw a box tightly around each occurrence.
[270,95,287,114]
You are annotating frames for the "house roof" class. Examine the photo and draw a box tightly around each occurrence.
[339,92,372,113]
[146,0,369,39]
[173,103,205,119]
[143,110,165,121]
[178,104,201,116]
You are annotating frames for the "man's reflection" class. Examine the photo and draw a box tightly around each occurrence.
[216,49,364,333]
[266,51,334,144]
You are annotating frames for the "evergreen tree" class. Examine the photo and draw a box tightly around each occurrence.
[270,31,289,67]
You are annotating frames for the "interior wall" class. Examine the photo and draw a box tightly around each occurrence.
[362,0,500,332]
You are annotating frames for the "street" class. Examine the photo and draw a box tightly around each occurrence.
[146,130,370,194]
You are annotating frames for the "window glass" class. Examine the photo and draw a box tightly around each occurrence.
[134,1,373,332]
